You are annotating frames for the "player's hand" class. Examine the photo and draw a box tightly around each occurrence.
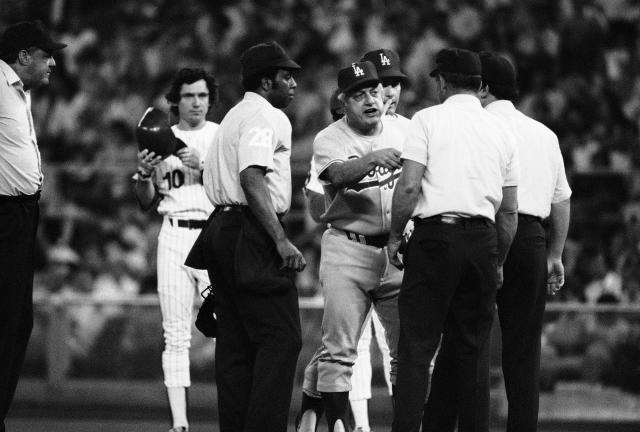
[387,237,404,270]
[177,147,202,170]
[276,238,307,272]
[370,148,402,170]
[137,149,162,176]
[381,98,393,116]
[547,257,565,296]
[496,264,504,290]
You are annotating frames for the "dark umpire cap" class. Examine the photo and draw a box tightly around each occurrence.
[0,20,67,56]
[240,41,301,78]
[479,51,517,89]
[429,48,480,78]
[361,48,409,85]
[338,61,379,94]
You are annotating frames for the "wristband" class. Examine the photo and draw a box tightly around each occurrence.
[137,168,151,180]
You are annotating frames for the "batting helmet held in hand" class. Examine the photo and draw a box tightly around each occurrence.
[135,107,183,158]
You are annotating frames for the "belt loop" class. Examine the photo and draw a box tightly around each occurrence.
[169,218,173,226]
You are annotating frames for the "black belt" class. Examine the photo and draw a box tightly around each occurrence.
[414,215,493,227]
[518,213,543,223]
[341,229,389,248]
[169,218,207,229]
[213,204,246,214]
[0,191,41,202]
[213,205,285,221]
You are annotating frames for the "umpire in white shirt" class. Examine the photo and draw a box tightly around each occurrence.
[478,51,571,432]
[186,41,305,432]
[387,48,519,432]
[0,21,65,432]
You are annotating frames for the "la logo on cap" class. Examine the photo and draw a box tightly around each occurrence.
[379,53,391,66]
[352,63,364,77]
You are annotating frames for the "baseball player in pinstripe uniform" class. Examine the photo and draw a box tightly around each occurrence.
[134,68,218,432]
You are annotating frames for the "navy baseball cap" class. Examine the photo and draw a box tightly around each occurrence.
[361,49,409,85]
[479,51,517,89]
[338,61,380,94]
[0,20,66,56]
[240,41,301,78]
[429,48,481,78]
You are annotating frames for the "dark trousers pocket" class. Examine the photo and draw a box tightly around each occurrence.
[234,213,294,294]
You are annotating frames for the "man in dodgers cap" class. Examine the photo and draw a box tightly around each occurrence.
[297,60,406,432]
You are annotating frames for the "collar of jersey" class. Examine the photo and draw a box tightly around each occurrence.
[244,91,273,108]
[0,59,22,89]
[485,99,515,114]
[443,94,481,106]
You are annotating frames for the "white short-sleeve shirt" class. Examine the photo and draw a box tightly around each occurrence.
[485,100,571,218]
[0,60,42,195]
[403,94,519,222]
[203,92,293,214]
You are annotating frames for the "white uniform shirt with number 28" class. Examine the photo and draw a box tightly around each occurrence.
[203,91,293,214]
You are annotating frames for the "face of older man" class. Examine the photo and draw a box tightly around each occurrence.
[343,83,383,134]
[21,47,56,90]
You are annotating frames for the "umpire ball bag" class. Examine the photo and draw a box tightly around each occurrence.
[196,285,217,338]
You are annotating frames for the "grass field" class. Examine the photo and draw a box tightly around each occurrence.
[7,381,640,432]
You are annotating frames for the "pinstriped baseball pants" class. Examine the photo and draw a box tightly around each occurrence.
[157,218,210,388]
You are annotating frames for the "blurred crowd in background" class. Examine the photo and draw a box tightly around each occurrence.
[4,0,640,391]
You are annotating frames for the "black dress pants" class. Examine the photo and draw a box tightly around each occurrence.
[0,197,39,432]
[392,218,497,432]
[199,209,302,432]
[496,215,547,432]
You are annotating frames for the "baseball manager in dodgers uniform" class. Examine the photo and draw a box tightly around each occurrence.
[349,48,411,428]
[301,60,405,432]
[134,68,218,432]
[387,48,519,432]
[186,41,305,432]
[297,51,418,432]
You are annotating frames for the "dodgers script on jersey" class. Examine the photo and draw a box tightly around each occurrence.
[314,116,405,235]
[153,122,217,219]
